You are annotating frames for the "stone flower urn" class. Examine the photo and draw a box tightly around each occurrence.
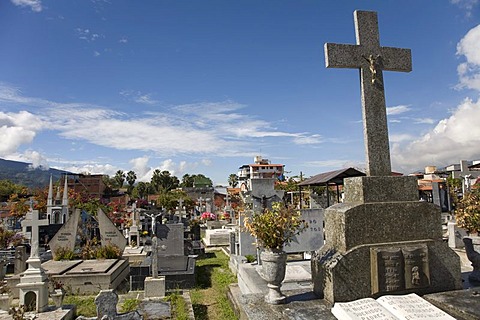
[50,288,65,309]
[260,249,287,304]
[0,294,11,311]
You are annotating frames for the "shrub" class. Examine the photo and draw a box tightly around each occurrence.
[54,247,76,261]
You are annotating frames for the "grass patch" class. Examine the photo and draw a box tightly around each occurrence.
[63,295,96,317]
[191,250,237,320]
[120,298,140,313]
[165,291,189,320]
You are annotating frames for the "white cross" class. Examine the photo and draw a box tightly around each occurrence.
[21,210,49,258]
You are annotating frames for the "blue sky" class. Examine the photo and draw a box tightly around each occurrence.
[1,0,480,186]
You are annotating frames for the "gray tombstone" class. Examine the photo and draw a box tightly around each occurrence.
[156,223,184,256]
[97,208,127,253]
[311,10,461,303]
[94,290,142,320]
[14,246,27,275]
[49,209,81,259]
[284,209,324,253]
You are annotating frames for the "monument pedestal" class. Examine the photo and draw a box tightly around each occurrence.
[312,176,462,303]
[144,276,166,298]
[18,258,49,312]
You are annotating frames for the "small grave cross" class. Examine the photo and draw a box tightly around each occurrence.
[324,10,412,176]
[151,236,158,278]
[22,210,49,259]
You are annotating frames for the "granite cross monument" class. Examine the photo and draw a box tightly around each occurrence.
[311,10,461,303]
[325,10,411,176]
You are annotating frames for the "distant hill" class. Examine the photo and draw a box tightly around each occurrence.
[0,158,72,189]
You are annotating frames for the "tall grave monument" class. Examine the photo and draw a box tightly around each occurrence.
[311,10,461,303]
[18,210,49,312]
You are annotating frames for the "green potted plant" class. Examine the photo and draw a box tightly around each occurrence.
[244,202,307,304]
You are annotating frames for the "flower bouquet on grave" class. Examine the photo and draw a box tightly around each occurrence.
[200,212,216,221]
[220,212,231,221]
[243,201,308,304]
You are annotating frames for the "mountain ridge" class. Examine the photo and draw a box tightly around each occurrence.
[0,158,73,189]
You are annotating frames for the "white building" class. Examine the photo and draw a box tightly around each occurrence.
[237,156,284,191]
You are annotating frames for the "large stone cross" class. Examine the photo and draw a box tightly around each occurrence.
[324,10,412,176]
[21,210,49,259]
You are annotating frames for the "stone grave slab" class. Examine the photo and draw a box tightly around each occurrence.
[65,259,118,274]
[204,229,231,246]
[42,260,82,275]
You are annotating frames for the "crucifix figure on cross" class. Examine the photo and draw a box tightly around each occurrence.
[324,10,412,176]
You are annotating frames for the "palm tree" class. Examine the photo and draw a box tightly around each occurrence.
[228,174,239,188]
[114,170,126,189]
[126,171,137,195]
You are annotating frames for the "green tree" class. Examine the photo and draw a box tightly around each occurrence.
[151,170,179,193]
[136,182,148,199]
[228,174,238,188]
[114,170,126,189]
[126,171,137,194]
[0,180,26,202]
[180,174,194,188]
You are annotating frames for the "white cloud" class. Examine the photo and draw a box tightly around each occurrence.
[25,150,49,169]
[75,28,104,42]
[456,24,480,91]
[119,38,128,44]
[303,159,363,169]
[413,118,436,124]
[5,150,49,170]
[129,156,151,181]
[293,134,323,145]
[94,51,101,57]
[11,0,42,12]
[201,159,212,166]
[0,111,43,156]
[62,163,117,176]
[390,133,414,143]
[387,105,411,116]
[451,0,479,16]
[0,84,335,168]
[120,90,159,105]
[392,98,480,172]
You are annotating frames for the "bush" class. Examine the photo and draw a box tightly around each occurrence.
[54,247,76,261]
[96,243,121,259]
[455,188,480,233]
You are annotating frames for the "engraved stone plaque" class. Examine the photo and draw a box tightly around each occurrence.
[371,248,405,294]
[402,245,430,289]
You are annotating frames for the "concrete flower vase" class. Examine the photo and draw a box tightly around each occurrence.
[50,288,65,309]
[260,249,287,304]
